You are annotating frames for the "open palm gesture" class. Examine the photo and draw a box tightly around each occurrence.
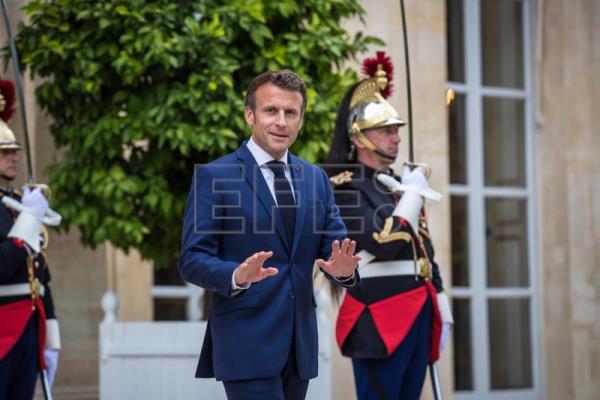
[234,251,279,286]
[316,238,361,279]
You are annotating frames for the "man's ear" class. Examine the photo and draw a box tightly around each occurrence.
[298,112,305,130]
[244,107,254,126]
[352,137,366,150]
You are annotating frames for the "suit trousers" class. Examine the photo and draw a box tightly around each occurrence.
[0,314,39,400]
[352,298,432,400]
[223,334,309,400]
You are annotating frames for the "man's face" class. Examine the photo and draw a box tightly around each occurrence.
[364,125,401,159]
[244,82,304,160]
[0,149,19,181]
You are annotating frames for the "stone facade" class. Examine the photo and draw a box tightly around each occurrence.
[536,0,600,399]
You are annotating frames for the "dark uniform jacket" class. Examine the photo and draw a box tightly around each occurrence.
[331,165,443,359]
[0,191,56,358]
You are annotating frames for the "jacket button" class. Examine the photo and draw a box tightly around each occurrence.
[289,291,295,299]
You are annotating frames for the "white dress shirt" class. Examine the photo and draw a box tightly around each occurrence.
[245,136,296,203]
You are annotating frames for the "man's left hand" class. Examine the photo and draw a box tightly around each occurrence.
[316,238,361,279]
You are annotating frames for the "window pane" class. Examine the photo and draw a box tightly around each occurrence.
[483,97,525,187]
[154,298,187,321]
[451,195,469,286]
[447,0,465,82]
[453,298,473,390]
[486,198,528,287]
[481,0,524,88]
[488,298,532,389]
[449,93,467,184]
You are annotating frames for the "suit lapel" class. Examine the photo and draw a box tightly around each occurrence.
[235,144,290,251]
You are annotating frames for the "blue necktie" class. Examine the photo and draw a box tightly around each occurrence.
[266,161,296,247]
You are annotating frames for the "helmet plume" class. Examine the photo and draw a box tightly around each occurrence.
[361,51,394,98]
[0,77,16,122]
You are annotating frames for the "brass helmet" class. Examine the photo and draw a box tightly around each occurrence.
[347,52,405,162]
[0,77,22,151]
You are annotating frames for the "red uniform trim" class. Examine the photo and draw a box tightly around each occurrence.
[0,298,47,369]
[335,293,366,348]
[336,284,443,362]
[425,282,442,363]
[369,286,428,356]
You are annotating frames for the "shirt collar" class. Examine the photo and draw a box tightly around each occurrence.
[246,136,289,168]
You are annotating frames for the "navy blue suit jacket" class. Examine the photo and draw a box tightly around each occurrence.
[178,143,351,381]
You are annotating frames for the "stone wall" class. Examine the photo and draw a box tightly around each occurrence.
[537,0,600,399]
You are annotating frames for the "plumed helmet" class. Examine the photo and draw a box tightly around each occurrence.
[347,51,405,139]
[0,77,23,151]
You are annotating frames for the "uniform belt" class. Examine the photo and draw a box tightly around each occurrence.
[0,283,45,297]
[359,260,417,279]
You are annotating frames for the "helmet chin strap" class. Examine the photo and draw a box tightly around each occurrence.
[352,128,396,164]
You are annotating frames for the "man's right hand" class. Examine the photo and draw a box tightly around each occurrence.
[234,251,278,286]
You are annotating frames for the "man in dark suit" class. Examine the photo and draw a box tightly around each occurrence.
[178,70,360,400]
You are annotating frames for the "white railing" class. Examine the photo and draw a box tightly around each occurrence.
[151,283,205,321]
[99,289,332,400]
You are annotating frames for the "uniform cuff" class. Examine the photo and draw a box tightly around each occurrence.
[45,319,61,349]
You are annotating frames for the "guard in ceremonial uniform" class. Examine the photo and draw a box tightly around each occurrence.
[0,78,60,400]
[326,52,454,400]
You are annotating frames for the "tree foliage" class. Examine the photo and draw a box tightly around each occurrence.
[5,0,383,267]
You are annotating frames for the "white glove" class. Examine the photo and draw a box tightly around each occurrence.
[7,187,49,253]
[439,322,452,353]
[376,169,425,232]
[377,170,443,204]
[401,165,428,190]
[436,292,454,354]
[21,187,49,220]
[44,348,59,387]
